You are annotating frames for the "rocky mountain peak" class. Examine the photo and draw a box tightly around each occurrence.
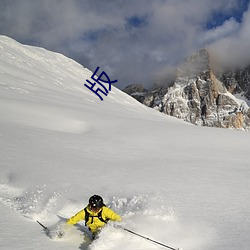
[177,49,210,78]
[123,49,250,130]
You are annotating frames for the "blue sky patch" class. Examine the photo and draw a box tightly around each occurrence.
[126,15,148,28]
[206,0,249,29]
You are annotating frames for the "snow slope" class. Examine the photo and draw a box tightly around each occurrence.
[0,35,250,250]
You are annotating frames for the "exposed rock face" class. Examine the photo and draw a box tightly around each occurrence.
[217,66,250,99]
[123,49,250,130]
[123,84,147,103]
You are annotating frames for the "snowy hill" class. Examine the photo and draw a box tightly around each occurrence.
[0,36,250,250]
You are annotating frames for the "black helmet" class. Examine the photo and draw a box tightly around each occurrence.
[89,195,104,210]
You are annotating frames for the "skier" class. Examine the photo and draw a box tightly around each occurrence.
[66,194,121,239]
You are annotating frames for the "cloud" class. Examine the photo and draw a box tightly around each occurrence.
[200,18,240,45]
[0,0,249,88]
[209,3,250,69]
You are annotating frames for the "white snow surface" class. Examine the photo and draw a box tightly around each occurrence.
[0,35,250,250]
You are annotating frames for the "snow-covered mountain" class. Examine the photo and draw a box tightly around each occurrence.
[0,36,250,250]
[124,49,250,130]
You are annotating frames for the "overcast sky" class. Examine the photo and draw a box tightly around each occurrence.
[0,0,249,89]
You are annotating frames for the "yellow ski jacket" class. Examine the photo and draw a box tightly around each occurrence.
[67,206,121,233]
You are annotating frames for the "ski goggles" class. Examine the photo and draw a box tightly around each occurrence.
[89,204,101,212]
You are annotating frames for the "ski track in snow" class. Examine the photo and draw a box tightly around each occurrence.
[0,99,91,134]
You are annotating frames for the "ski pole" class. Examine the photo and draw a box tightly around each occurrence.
[122,227,180,250]
[37,220,48,231]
